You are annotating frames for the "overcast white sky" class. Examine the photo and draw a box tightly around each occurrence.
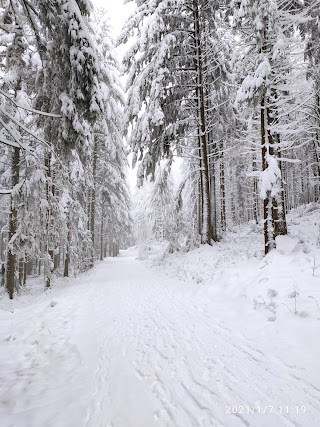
[92,0,135,38]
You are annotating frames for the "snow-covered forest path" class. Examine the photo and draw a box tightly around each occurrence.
[2,249,320,427]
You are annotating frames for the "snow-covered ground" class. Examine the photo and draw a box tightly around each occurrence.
[1,204,320,427]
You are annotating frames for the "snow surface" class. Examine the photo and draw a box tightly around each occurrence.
[1,204,320,427]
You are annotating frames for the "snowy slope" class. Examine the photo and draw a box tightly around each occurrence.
[1,204,320,427]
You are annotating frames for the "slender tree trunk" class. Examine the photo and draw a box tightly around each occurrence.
[44,151,52,287]
[210,161,218,241]
[113,242,116,257]
[274,149,288,236]
[252,155,259,224]
[219,141,226,232]
[23,261,27,286]
[89,139,98,267]
[27,260,32,276]
[314,90,320,200]
[6,147,20,299]
[198,172,202,236]
[100,211,104,261]
[64,215,71,277]
[18,260,23,286]
[0,231,4,263]
[205,53,217,241]
[37,256,41,276]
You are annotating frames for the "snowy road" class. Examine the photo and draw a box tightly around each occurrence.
[2,250,320,427]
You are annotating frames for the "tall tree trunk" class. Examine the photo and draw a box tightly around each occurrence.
[23,261,27,286]
[261,94,276,255]
[44,151,53,287]
[198,169,202,236]
[271,89,287,236]
[219,140,226,232]
[274,148,288,236]
[210,161,218,241]
[64,214,71,277]
[89,139,98,267]
[193,0,212,244]
[100,214,104,261]
[0,230,5,264]
[18,260,23,286]
[314,90,320,200]
[252,156,259,224]
[6,147,20,299]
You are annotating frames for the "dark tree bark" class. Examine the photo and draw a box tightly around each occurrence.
[6,147,20,299]
[44,151,54,287]
[261,94,275,255]
[89,139,98,267]
[193,0,213,244]
[100,207,104,261]
[63,215,71,277]
[219,141,226,232]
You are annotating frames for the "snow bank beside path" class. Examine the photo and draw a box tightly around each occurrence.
[150,203,320,318]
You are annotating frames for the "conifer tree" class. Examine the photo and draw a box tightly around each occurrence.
[230,0,309,253]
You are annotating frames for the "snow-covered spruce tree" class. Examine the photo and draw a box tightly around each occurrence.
[61,151,93,276]
[301,1,320,193]
[0,32,63,296]
[89,9,131,262]
[278,52,320,208]
[120,0,228,244]
[0,0,105,295]
[230,0,310,253]
[0,1,36,298]
[32,0,103,285]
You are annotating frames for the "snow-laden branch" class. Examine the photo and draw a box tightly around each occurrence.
[0,135,21,149]
[0,23,22,34]
[0,107,52,151]
[0,90,63,118]
[0,188,12,195]
[277,158,301,164]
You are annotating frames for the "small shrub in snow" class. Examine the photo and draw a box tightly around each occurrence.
[288,290,299,298]
[288,283,300,314]
[297,311,308,318]
[4,335,16,342]
[267,301,277,314]
[268,288,278,298]
[311,256,320,276]
[253,295,265,310]
[194,275,203,284]
[253,296,277,319]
